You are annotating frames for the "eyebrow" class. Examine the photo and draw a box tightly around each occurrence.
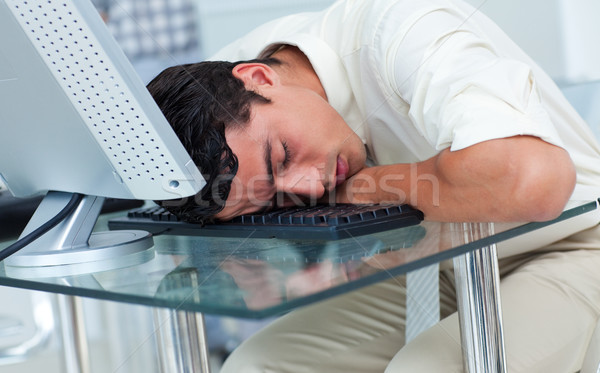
[264,138,275,186]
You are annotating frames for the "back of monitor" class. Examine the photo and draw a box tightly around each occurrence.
[0,0,204,201]
[0,0,204,270]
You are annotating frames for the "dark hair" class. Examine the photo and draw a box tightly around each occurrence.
[147,58,281,224]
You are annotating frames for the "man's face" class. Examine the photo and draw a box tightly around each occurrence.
[214,83,366,220]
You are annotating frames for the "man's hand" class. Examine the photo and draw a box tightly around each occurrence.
[332,136,575,223]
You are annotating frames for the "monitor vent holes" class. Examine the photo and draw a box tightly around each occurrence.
[10,0,172,182]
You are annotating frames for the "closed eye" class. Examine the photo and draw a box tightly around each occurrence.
[282,141,291,167]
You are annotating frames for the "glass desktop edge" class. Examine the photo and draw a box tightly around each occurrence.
[0,200,597,319]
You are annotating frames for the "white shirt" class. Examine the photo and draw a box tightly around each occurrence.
[212,0,600,202]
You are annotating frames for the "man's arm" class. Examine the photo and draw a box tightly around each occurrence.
[335,135,576,222]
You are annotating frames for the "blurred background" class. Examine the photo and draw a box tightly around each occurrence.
[1,0,599,372]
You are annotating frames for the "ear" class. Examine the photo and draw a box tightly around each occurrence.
[232,63,279,92]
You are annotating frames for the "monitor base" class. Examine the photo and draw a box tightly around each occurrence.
[4,191,154,268]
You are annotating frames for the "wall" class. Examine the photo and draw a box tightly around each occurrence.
[464,0,600,84]
[196,0,600,84]
[196,0,336,57]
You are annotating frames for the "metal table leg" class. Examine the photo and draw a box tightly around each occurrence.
[152,308,211,373]
[56,294,91,373]
[452,222,506,373]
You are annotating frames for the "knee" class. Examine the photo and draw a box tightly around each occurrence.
[385,314,463,373]
[220,337,277,373]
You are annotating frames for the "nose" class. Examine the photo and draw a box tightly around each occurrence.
[275,166,325,201]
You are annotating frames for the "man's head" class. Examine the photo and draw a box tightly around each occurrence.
[147,59,271,224]
[148,52,366,223]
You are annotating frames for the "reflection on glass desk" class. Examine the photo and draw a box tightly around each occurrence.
[0,200,597,319]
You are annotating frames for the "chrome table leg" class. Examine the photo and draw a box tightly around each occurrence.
[452,223,506,373]
[152,308,211,373]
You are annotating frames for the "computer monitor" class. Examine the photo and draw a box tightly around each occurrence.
[0,0,204,267]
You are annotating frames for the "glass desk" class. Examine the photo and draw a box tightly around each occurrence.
[0,200,597,373]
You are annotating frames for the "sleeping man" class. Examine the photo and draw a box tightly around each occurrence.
[147,0,600,371]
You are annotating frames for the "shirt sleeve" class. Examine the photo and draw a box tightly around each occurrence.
[383,5,564,152]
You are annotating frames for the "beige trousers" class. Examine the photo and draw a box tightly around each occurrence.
[221,228,600,373]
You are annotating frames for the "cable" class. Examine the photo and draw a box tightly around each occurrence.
[0,193,84,262]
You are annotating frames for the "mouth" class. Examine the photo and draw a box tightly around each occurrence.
[335,156,349,186]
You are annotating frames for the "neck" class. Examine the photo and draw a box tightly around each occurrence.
[270,45,328,101]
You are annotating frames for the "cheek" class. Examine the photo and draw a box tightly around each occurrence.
[218,178,273,220]
[232,175,274,205]
[247,182,274,204]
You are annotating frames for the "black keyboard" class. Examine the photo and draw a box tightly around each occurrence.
[108,203,424,240]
